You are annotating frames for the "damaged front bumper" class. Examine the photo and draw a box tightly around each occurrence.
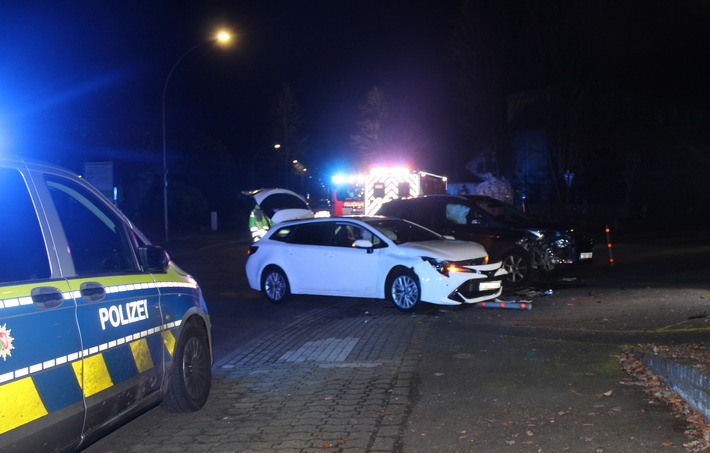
[415,260,508,306]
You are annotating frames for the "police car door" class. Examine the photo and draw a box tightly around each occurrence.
[41,173,165,438]
[0,166,84,451]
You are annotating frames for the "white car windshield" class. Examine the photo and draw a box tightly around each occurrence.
[364,218,441,244]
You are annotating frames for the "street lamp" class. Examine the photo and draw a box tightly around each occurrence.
[161,30,231,242]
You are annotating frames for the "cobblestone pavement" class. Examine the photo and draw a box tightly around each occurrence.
[84,299,430,453]
[82,230,710,452]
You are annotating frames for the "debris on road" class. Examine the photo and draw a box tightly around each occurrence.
[476,299,533,310]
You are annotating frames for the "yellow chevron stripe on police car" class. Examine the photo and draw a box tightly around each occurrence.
[130,338,154,373]
[0,377,48,434]
[162,330,176,357]
[72,354,113,397]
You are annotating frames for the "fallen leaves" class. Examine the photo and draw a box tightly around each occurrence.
[619,343,710,452]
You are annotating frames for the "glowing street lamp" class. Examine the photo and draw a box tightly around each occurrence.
[161,30,232,242]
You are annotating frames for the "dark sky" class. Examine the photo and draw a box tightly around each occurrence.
[0,1,458,174]
[0,1,708,180]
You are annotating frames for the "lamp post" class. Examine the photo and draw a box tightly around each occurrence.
[162,31,231,242]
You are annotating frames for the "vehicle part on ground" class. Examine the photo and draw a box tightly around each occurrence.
[262,266,290,303]
[388,268,421,311]
[162,323,212,412]
[477,300,533,310]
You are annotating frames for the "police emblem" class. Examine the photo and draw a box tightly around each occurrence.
[0,323,14,361]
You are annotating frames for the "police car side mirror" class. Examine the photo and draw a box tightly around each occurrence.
[139,245,169,273]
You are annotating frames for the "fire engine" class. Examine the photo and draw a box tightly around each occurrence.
[331,168,447,216]
[330,173,366,216]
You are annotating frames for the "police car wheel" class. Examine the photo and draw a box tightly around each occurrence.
[387,268,420,311]
[262,266,290,303]
[162,323,212,412]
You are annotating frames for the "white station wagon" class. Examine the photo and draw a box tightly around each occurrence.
[245,216,507,311]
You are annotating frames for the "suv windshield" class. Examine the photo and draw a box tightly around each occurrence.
[364,218,441,244]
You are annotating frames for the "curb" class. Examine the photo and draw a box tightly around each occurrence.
[643,354,710,422]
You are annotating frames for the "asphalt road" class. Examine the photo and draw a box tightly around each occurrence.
[82,227,710,452]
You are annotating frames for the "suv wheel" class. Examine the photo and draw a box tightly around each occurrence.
[502,250,533,288]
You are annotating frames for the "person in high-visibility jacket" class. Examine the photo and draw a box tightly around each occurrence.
[249,204,272,242]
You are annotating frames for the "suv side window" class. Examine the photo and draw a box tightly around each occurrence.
[0,168,50,283]
[446,203,485,225]
[45,176,138,276]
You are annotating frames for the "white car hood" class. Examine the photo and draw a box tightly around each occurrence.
[397,240,487,261]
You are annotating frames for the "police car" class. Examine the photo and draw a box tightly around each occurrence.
[0,157,212,451]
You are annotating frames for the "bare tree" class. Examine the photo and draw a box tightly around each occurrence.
[520,2,597,214]
[350,86,388,165]
[449,0,522,176]
[272,82,306,188]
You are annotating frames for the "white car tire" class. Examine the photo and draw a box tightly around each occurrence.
[262,266,290,303]
[387,268,420,311]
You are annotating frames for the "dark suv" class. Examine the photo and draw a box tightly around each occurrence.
[376,194,594,288]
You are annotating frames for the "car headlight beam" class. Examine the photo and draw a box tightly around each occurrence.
[421,256,487,277]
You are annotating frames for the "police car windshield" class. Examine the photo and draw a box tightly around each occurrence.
[364,218,441,244]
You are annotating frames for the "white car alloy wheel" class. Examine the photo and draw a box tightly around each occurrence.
[389,269,420,311]
[262,266,290,303]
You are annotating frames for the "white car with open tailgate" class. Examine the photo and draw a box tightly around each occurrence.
[245,216,507,311]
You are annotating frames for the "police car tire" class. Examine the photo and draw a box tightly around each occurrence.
[162,323,212,412]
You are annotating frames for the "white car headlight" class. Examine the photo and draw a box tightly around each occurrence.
[421,256,488,277]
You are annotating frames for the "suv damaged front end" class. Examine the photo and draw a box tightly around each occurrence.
[521,228,594,273]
